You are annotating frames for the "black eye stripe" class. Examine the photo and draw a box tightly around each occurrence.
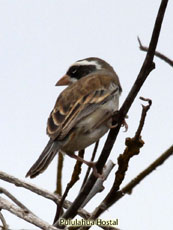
[72,69,77,73]
[68,66,78,74]
[67,65,96,80]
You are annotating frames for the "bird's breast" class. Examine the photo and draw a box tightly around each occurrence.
[61,95,119,153]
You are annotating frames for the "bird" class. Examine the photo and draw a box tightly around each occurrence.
[26,57,122,178]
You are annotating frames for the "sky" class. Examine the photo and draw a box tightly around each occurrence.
[0,1,173,230]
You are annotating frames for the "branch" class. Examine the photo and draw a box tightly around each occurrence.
[120,145,173,195]
[0,211,8,230]
[60,0,169,222]
[81,141,99,189]
[0,171,90,219]
[53,150,85,223]
[90,97,152,219]
[0,197,59,230]
[55,161,115,228]
[0,171,60,204]
[138,37,173,67]
[55,151,64,196]
[81,160,115,208]
[0,187,31,214]
[135,97,152,139]
[91,145,173,218]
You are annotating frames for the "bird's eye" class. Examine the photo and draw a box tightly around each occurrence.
[67,64,96,80]
[67,66,79,78]
[72,69,77,74]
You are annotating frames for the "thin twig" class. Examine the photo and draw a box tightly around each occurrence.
[0,197,59,230]
[0,171,60,204]
[90,97,152,220]
[0,187,31,214]
[53,150,85,224]
[138,37,173,67]
[0,171,90,219]
[60,0,169,222]
[135,97,152,139]
[0,211,8,230]
[81,160,115,208]
[53,152,64,225]
[81,141,99,189]
[91,145,173,219]
[117,144,173,198]
[55,152,64,196]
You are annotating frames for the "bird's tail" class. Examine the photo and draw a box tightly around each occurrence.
[26,139,60,178]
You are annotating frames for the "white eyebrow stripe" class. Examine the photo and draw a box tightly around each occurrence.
[72,60,102,69]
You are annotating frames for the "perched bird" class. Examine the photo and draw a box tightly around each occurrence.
[26,57,122,178]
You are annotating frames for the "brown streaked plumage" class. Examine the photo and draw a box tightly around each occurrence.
[47,72,120,140]
[26,57,122,178]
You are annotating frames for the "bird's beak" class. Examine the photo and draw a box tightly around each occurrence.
[55,75,70,86]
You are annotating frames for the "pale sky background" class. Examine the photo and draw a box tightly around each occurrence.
[0,1,173,230]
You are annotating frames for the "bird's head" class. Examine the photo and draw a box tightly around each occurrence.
[55,57,116,86]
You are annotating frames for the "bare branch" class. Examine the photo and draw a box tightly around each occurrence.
[53,150,85,223]
[0,171,60,204]
[0,187,31,214]
[81,160,115,208]
[90,97,152,219]
[0,171,90,219]
[138,37,173,67]
[120,145,173,195]
[81,141,99,188]
[135,97,152,139]
[0,211,8,230]
[60,0,169,222]
[55,152,64,196]
[91,145,173,219]
[54,161,115,228]
[0,197,59,230]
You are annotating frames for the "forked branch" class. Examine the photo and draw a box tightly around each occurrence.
[138,37,173,67]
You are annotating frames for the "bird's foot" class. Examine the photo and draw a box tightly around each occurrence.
[70,153,103,179]
[86,161,104,179]
[121,115,128,132]
[108,123,118,129]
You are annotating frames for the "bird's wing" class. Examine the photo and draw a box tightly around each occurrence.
[47,73,120,140]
